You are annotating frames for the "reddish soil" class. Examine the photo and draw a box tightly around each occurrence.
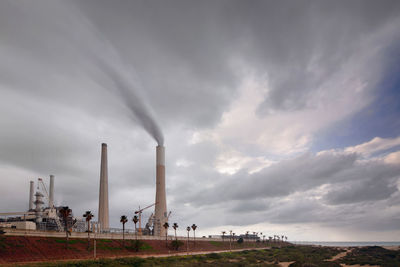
[0,236,269,264]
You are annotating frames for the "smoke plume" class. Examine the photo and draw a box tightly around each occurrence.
[69,3,165,146]
[94,56,164,145]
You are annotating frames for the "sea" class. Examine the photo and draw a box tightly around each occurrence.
[292,241,400,247]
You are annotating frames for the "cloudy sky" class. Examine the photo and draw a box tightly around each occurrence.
[1,0,400,241]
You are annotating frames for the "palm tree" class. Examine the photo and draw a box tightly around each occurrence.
[191,224,197,247]
[163,222,169,248]
[285,236,288,242]
[186,226,191,252]
[120,215,128,246]
[246,231,249,242]
[60,206,72,249]
[172,223,178,241]
[132,215,138,240]
[83,211,94,249]
[221,231,226,242]
[282,235,284,244]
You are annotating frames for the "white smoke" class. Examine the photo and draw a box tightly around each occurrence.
[93,55,164,145]
[87,25,165,146]
[5,1,164,145]
[56,1,165,145]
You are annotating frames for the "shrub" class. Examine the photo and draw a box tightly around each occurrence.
[237,237,244,244]
[126,240,149,252]
[207,253,222,259]
[170,240,184,251]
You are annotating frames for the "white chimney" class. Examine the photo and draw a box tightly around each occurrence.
[29,181,34,211]
[154,145,167,236]
[49,175,55,208]
[98,143,109,231]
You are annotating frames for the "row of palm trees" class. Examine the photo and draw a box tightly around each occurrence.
[81,211,199,250]
[221,230,288,243]
[58,208,200,253]
[119,214,139,246]
[162,222,198,249]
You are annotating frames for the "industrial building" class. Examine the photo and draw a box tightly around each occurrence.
[0,143,169,237]
[0,175,85,232]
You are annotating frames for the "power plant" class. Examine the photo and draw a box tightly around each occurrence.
[0,175,86,232]
[0,143,169,237]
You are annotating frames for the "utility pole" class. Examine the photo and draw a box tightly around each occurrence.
[93,222,97,259]
[229,230,232,251]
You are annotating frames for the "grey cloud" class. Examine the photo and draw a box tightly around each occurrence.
[1,0,400,239]
[183,152,358,205]
[243,0,400,114]
[325,178,398,205]
[0,0,239,132]
[229,199,270,213]
[175,150,400,231]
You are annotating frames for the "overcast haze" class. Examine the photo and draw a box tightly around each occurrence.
[1,0,400,241]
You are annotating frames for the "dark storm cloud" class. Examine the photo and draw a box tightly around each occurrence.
[325,178,398,204]
[79,0,400,117]
[180,152,358,205]
[179,150,400,213]
[231,0,400,114]
[75,0,242,128]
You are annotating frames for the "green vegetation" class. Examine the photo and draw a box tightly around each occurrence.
[209,240,223,247]
[55,239,85,244]
[98,239,112,243]
[0,236,8,250]
[339,246,400,267]
[2,236,398,267]
[124,240,153,252]
[21,246,345,267]
[170,239,184,250]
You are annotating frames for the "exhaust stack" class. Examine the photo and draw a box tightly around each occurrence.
[49,175,55,208]
[154,145,167,236]
[98,143,109,231]
[29,181,34,211]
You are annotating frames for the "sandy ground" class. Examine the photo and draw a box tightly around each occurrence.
[324,249,381,267]
[340,265,380,267]
[278,262,295,267]
[382,246,400,251]
[327,248,352,261]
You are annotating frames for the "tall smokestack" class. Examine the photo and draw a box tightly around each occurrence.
[154,145,167,236]
[98,143,109,231]
[49,175,55,208]
[29,181,34,211]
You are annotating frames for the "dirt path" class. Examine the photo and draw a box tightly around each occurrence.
[278,262,295,267]
[326,248,352,262]
[130,246,270,258]
[340,265,380,267]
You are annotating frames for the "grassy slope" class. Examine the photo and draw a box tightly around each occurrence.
[20,246,344,267]
[0,235,273,264]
